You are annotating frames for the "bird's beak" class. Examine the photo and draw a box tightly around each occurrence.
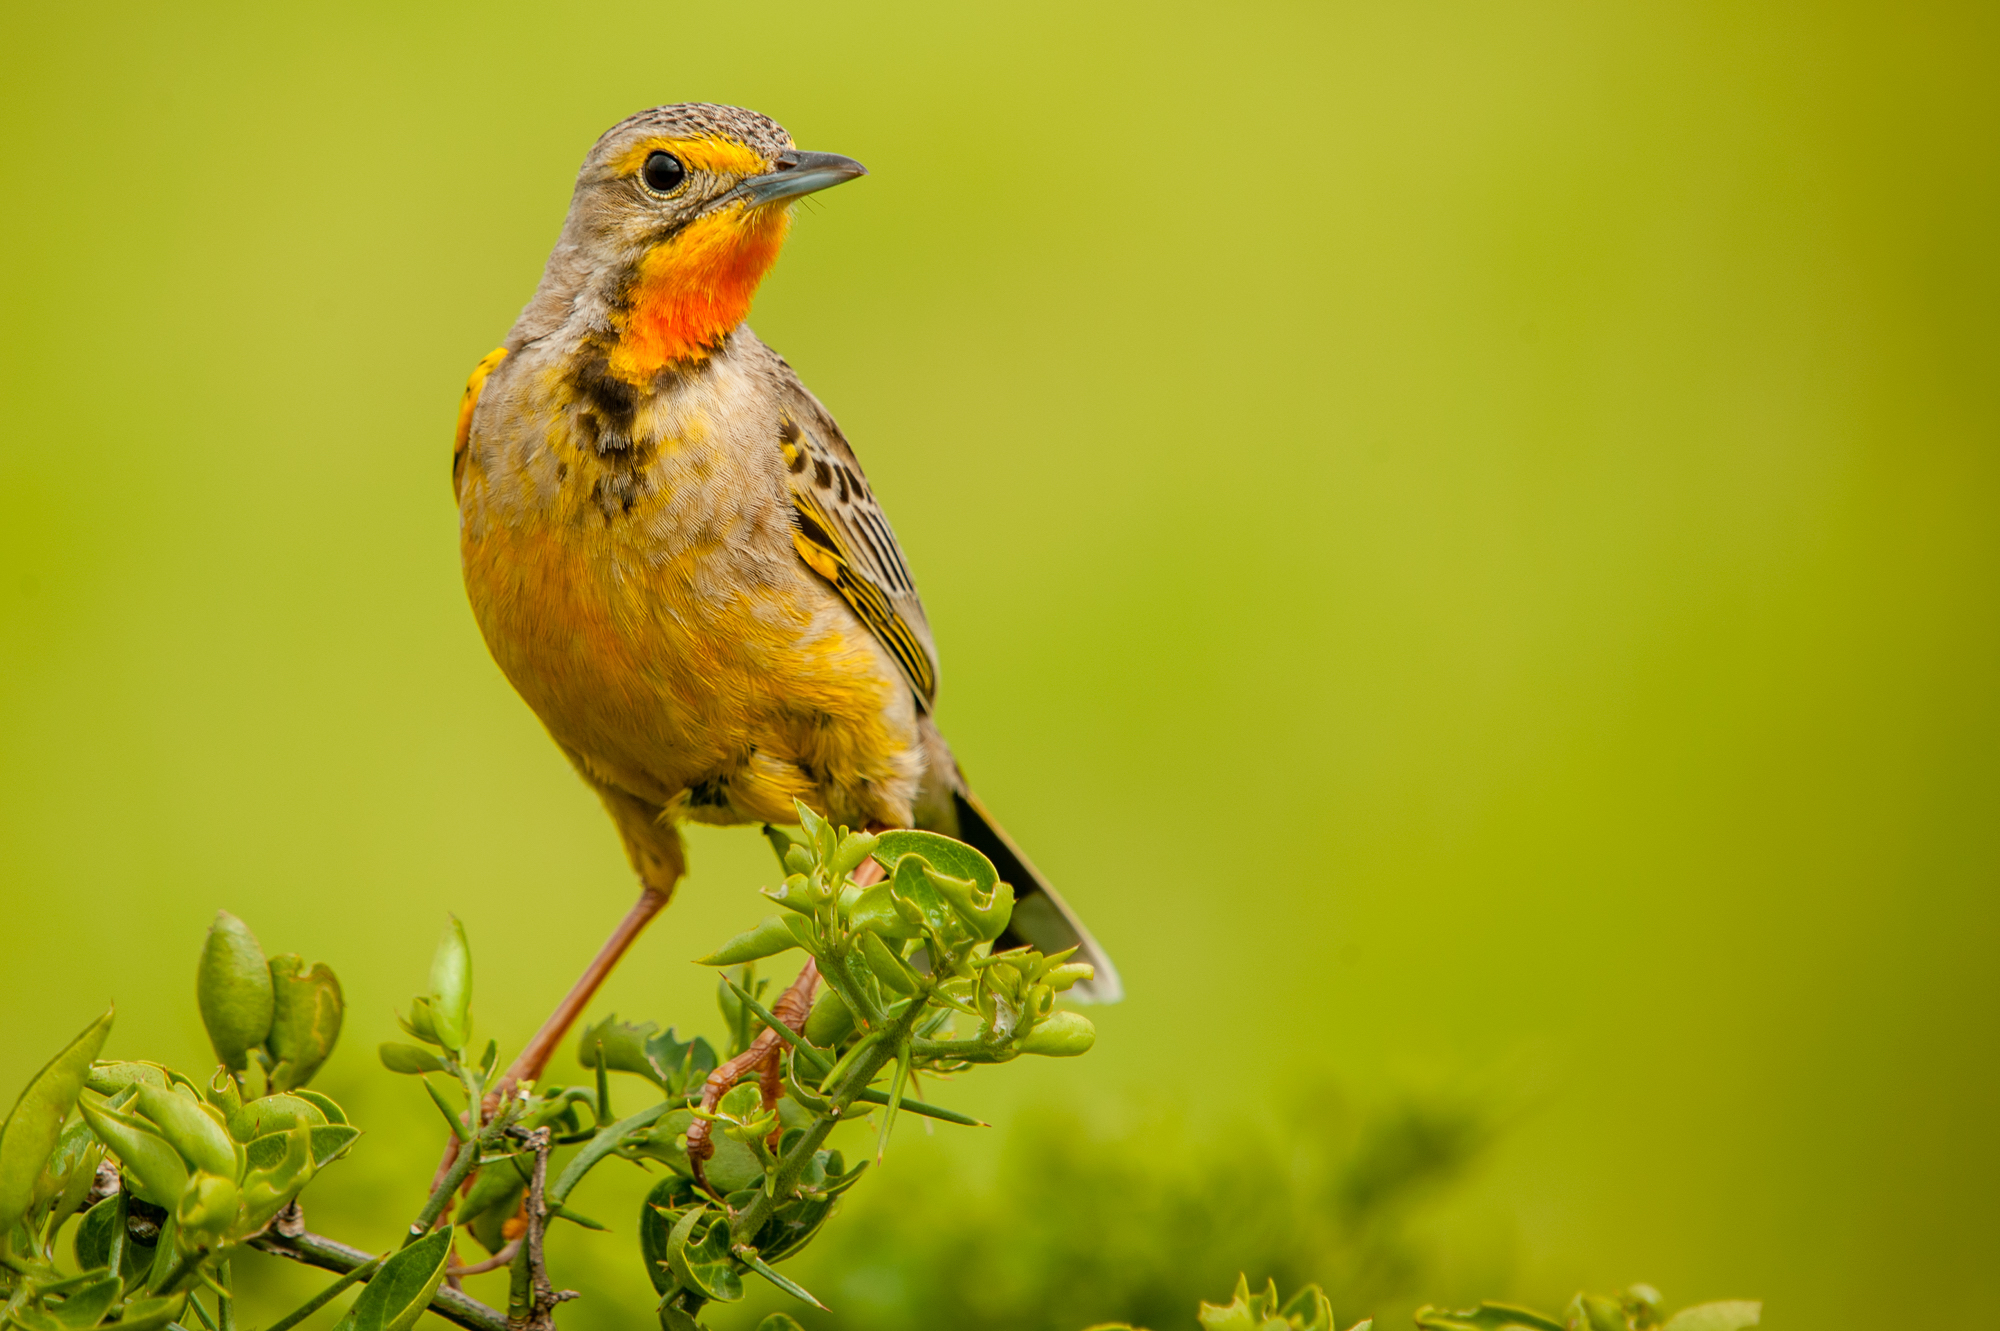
[738,150,868,207]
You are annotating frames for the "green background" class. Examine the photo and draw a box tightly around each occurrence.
[2,2,1994,1327]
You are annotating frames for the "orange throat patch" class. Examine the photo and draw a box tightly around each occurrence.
[608,202,791,379]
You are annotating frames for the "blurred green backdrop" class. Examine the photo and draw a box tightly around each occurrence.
[2,2,1994,1328]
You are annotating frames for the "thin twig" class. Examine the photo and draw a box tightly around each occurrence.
[449,1238,523,1278]
[505,1128,577,1331]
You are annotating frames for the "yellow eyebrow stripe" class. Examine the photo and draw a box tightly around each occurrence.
[610,135,769,179]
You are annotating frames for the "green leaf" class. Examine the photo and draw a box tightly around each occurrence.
[426,917,473,1053]
[131,1086,237,1179]
[340,1226,451,1331]
[82,1064,170,1098]
[637,1178,696,1295]
[308,1124,360,1167]
[50,1274,120,1329]
[845,884,920,939]
[201,1069,242,1119]
[104,1294,185,1331]
[1660,1303,1761,1331]
[857,931,920,996]
[1412,1304,1566,1331]
[802,989,854,1048]
[77,1101,186,1210]
[30,1118,106,1243]
[663,1207,742,1304]
[887,856,955,936]
[755,1317,805,1331]
[227,1093,327,1141]
[577,1017,720,1094]
[290,1089,348,1125]
[196,912,274,1073]
[72,1194,121,1273]
[871,830,998,895]
[377,1044,448,1077]
[737,1247,825,1309]
[456,1154,530,1232]
[0,1007,113,1237]
[695,916,802,967]
[264,955,344,1092]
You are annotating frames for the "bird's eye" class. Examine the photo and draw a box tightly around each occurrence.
[641,151,686,194]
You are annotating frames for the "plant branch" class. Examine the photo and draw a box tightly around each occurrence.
[249,1227,505,1331]
[504,1128,576,1331]
[729,995,923,1247]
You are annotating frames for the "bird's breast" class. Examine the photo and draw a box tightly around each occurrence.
[454,337,918,825]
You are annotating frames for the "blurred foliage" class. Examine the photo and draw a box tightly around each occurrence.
[775,1088,1486,1331]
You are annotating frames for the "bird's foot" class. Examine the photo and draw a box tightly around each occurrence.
[687,957,821,1195]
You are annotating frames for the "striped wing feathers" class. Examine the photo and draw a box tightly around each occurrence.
[777,383,939,709]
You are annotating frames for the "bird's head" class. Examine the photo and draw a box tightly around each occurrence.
[541,104,865,380]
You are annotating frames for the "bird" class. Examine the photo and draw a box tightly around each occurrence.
[452,103,1119,1092]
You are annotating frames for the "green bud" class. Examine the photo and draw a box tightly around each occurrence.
[265,954,344,1091]
[77,1099,187,1209]
[398,996,445,1046]
[196,912,274,1074]
[716,1082,763,1123]
[828,831,880,881]
[1572,1294,1629,1331]
[803,989,854,1048]
[133,1085,239,1179]
[721,1108,779,1144]
[174,1170,239,1246]
[695,916,802,967]
[1016,1010,1095,1058]
[766,873,815,914]
[426,916,473,1052]
[1043,962,1096,992]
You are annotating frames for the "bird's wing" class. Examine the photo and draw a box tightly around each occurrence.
[775,372,940,710]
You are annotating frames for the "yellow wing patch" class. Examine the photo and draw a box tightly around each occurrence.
[791,490,938,708]
[453,347,508,492]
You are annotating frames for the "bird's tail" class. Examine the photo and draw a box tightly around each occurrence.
[948,788,1123,1003]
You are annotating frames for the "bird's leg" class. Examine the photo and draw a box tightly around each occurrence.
[503,885,673,1093]
[687,957,820,1193]
[686,855,888,1192]
[431,886,676,1204]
